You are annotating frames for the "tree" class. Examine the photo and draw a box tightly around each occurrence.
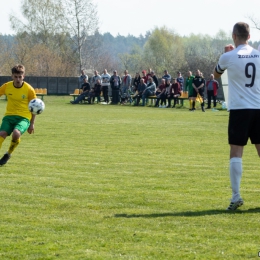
[10,0,64,48]
[247,15,260,30]
[61,0,99,72]
[143,27,186,75]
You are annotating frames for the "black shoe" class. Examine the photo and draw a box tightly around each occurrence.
[202,107,205,112]
[0,153,11,165]
[70,101,75,104]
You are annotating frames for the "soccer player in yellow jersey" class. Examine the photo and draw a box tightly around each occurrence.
[0,65,36,165]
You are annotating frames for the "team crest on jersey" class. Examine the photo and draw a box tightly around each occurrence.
[22,95,26,99]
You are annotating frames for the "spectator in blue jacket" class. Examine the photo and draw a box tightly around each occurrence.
[177,71,184,91]
[162,70,171,82]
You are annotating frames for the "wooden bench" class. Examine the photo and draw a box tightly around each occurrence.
[147,95,189,106]
[69,89,102,103]
[70,89,82,101]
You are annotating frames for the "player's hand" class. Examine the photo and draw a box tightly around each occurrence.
[224,44,235,53]
[27,124,34,134]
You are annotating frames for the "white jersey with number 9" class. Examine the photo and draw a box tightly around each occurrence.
[215,44,260,110]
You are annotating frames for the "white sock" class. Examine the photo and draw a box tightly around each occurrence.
[230,157,242,202]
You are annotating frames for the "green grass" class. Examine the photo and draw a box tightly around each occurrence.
[0,96,259,259]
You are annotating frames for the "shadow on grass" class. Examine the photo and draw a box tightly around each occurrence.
[114,208,260,218]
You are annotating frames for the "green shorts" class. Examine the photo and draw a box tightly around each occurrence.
[0,116,30,136]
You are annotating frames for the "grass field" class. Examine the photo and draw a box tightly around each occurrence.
[0,96,260,259]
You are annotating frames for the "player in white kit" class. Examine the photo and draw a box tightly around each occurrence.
[214,22,260,210]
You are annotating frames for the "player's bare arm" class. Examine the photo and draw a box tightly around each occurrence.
[27,114,36,134]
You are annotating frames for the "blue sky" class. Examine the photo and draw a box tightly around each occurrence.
[2,0,260,42]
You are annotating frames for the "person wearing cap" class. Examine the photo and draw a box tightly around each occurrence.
[141,70,148,83]
[109,70,121,104]
[162,70,171,82]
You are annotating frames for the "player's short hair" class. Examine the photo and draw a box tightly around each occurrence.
[11,64,25,75]
[233,22,250,41]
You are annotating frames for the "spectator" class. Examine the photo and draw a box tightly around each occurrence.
[165,79,172,108]
[79,69,88,85]
[93,79,102,103]
[91,70,101,87]
[170,78,181,108]
[141,70,148,83]
[146,68,152,79]
[110,70,121,104]
[121,70,132,96]
[162,70,171,82]
[133,72,141,92]
[192,69,205,112]
[154,78,166,107]
[70,78,91,104]
[185,71,195,111]
[150,71,159,87]
[101,69,111,104]
[142,77,156,106]
[206,74,219,109]
[177,71,184,91]
[133,78,146,106]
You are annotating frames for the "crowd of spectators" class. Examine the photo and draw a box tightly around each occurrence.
[71,68,219,110]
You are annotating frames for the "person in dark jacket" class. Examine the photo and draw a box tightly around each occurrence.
[70,78,90,104]
[110,70,121,104]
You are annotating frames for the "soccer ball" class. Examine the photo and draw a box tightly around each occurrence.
[28,98,45,115]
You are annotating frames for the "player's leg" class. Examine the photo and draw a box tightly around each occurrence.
[227,110,248,210]
[0,117,29,165]
[250,110,260,158]
[199,90,205,112]
[213,95,217,108]
[228,145,244,209]
[206,91,211,109]
[0,131,7,148]
[0,116,12,149]
[8,129,21,155]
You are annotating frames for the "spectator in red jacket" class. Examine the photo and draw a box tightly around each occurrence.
[206,74,219,109]
[169,78,181,108]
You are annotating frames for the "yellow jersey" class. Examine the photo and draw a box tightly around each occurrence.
[0,81,36,120]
